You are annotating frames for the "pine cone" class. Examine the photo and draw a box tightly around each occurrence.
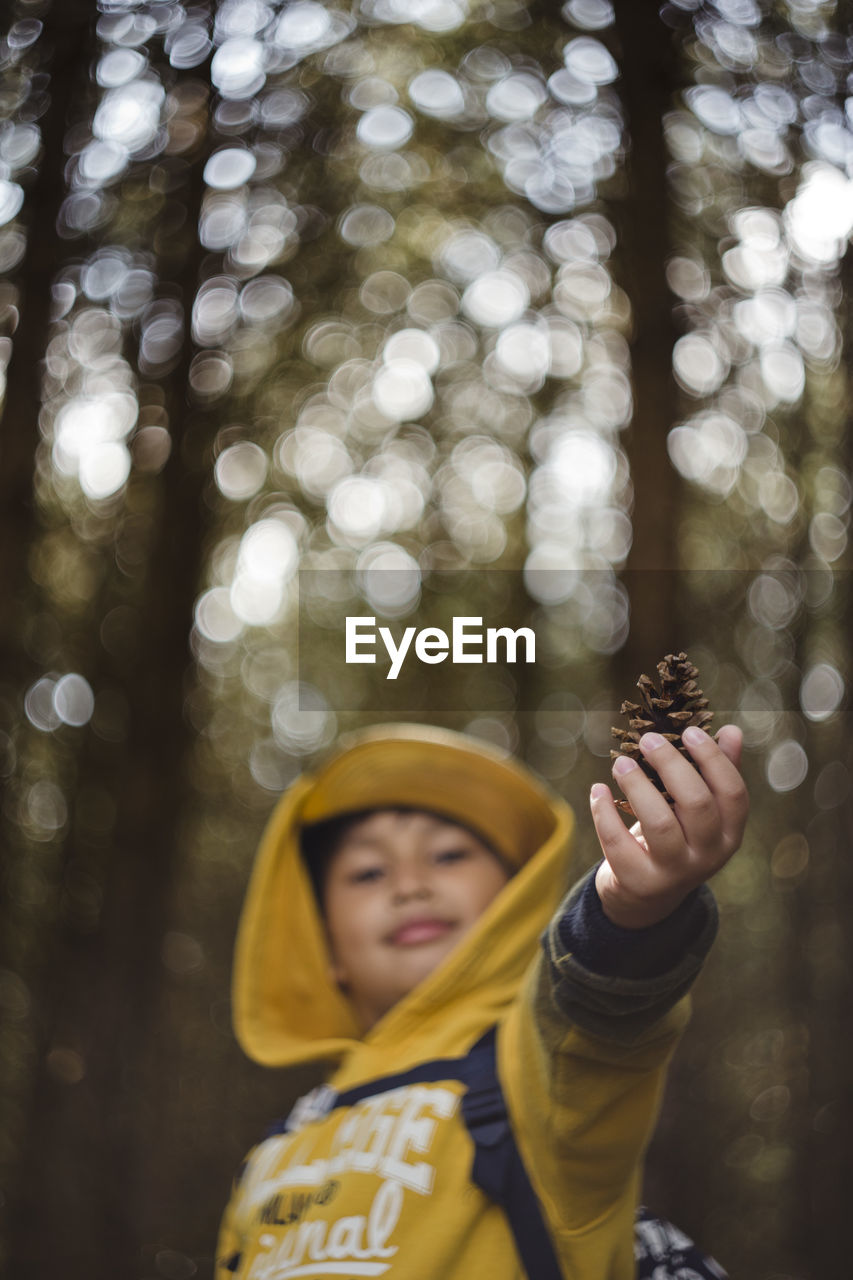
[611,652,714,817]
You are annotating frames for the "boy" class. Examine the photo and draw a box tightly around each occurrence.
[217,719,747,1279]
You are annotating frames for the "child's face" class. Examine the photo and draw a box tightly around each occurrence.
[322,810,510,1030]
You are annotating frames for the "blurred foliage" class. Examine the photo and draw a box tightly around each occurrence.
[0,0,851,1276]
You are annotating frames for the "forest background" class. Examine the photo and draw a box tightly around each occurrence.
[0,0,851,1276]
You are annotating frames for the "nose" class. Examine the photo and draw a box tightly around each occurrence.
[389,863,432,903]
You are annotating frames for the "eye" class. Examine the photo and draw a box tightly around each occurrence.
[435,847,469,864]
[349,865,385,884]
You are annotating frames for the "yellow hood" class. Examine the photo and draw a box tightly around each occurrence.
[232,724,575,1081]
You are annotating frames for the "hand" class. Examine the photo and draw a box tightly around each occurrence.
[591,724,749,929]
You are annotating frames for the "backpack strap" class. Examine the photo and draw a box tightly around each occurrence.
[459,1030,565,1280]
[333,1045,494,1105]
[266,1038,502,1136]
[313,1029,564,1280]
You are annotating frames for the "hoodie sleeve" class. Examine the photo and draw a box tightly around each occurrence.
[498,866,718,1264]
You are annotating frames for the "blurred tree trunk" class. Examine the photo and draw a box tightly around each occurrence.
[5,61,217,1280]
[802,241,853,1274]
[0,0,92,695]
[612,3,681,680]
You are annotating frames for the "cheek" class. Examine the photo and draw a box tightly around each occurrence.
[327,929,356,986]
[325,897,380,980]
[456,867,509,919]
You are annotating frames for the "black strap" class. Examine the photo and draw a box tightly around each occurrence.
[332,1029,565,1280]
[460,1031,565,1280]
[263,1037,505,1137]
[333,1039,496,1107]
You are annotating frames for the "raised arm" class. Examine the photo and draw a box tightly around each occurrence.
[497,727,747,1274]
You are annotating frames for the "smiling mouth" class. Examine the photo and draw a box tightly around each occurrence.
[389,919,454,947]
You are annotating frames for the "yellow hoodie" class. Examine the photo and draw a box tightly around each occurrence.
[217,725,716,1280]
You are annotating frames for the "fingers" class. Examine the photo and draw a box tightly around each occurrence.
[681,724,750,846]
[590,781,641,873]
[618,725,747,854]
[590,782,649,889]
[612,751,688,863]
[590,783,687,927]
[715,723,743,768]
[592,722,748,927]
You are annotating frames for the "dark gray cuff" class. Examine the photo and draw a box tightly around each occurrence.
[542,868,719,1044]
[558,863,711,979]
